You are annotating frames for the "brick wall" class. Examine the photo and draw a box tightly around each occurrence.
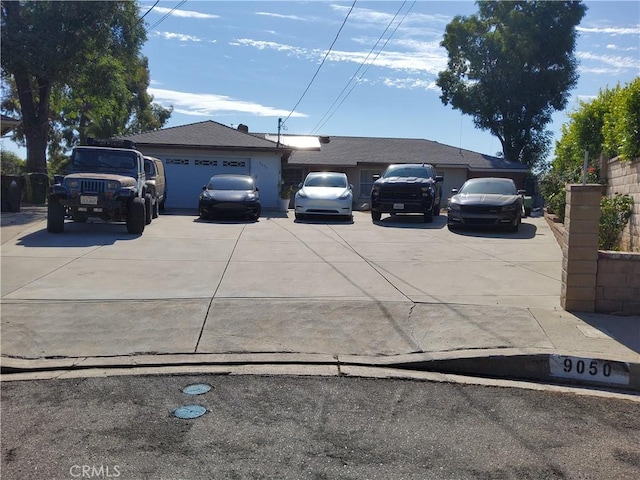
[596,252,640,315]
[604,157,640,252]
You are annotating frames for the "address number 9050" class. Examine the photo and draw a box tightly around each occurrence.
[549,355,629,385]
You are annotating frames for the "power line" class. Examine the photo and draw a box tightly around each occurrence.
[146,0,188,31]
[311,1,416,134]
[310,1,409,135]
[282,0,357,126]
[140,1,160,22]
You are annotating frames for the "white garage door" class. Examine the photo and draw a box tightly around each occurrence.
[163,156,251,209]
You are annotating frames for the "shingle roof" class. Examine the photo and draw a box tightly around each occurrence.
[283,135,528,171]
[119,120,527,171]
[120,120,284,151]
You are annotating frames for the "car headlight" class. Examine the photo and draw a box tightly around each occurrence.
[448,203,461,211]
[297,190,307,198]
[339,190,351,199]
[245,192,257,201]
[67,179,80,189]
[200,190,212,199]
[501,203,517,211]
[107,181,120,190]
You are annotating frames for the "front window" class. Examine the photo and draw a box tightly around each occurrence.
[304,173,347,188]
[383,165,433,178]
[72,150,136,171]
[207,176,254,191]
[459,180,517,195]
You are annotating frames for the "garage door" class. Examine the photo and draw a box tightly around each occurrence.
[163,157,251,209]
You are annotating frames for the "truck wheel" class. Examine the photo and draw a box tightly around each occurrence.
[371,211,382,221]
[47,200,65,233]
[432,201,440,217]
[152,197,159,219]
[144,194,153,225]
[127,197,146,234]
[424,209,434,223]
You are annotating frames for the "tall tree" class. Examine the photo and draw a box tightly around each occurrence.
[1,1,171,173]
[436,1,587,169]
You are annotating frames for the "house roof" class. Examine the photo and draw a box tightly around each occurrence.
[280,135,528,171]
[1,114,21,136]
[118,120,527,172]
[119,120,287,152]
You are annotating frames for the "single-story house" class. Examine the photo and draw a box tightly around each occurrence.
[121,120,530,210]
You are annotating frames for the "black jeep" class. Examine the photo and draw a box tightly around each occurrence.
[370,163,444,223]
[47,138,151,234]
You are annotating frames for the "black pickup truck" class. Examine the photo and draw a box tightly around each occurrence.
[370,163,443,223]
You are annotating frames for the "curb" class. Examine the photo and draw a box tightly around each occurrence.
[2,351,638,394]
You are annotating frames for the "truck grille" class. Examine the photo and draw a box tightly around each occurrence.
[70,179,106,194]
[378,186,423,200]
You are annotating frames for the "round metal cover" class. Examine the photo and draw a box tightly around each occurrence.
[173,404,207,419]
[182,383,212,396]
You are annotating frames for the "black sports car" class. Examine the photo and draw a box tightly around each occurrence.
[199,174,261,220]
[447,177,524,232]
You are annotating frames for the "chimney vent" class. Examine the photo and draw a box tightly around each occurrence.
[237,124,249,133]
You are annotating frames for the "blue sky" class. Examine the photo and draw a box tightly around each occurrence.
[2,1,639,162]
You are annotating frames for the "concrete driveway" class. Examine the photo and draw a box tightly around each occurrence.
[1,210,565,360]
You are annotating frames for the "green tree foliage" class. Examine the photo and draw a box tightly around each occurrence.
[603,77,640,162]
[436,1,587,169]
[0,149,25,174]
[1,1,172,174]
[599,194,634,251]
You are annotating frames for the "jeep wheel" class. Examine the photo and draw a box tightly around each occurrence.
[127,197,146,234]
[371,210,382,221]
[47,200,65,233]
[152,197,159,219]
[424,209,434,223]
[144,194,153,225]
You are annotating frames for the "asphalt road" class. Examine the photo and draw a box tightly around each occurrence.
[2,374,639,480]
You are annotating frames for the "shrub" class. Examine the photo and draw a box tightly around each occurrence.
[599,194,634,250]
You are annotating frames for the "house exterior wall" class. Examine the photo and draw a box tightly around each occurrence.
[138,147,281,209]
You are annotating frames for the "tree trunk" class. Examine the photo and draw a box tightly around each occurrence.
[14,70,50,174]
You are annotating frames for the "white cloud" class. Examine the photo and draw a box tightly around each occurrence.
[154,32,203,42]
[381,77,439,90]
[232,38,447,76]
[149,88,307,118]
[147,6,220,19]
[255,12,307,21]
[606,44,637,52]
[231,38,311,58]
[577,25,640,35]
[577,51,640,69]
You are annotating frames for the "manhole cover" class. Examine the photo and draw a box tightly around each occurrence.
[173,405,207,419]
[182,383,212,396]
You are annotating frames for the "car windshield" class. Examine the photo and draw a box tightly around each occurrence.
[383,166,432,178]
[72,150,136,171]
[459,180,517,195]
[304,174,347,188]
[208,176,254,190]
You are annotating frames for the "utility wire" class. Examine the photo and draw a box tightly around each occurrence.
[140,1,160,22]
[312,1,416,134]
[282,0,357,125]
[310,1,408,135]
[147,0,188,31]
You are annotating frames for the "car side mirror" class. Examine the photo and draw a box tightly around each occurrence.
[372,174,380,181]
[517,190,526,195]
[202,186,206,191]
[255,187,259,191]
[298,183,302,188]
[451,188,458,194]
[435,175,444,182]
[349,184,354,190]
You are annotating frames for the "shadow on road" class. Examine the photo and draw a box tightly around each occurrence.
[372,214,447,229]
[447,222,537,239]
[16,222,139,247]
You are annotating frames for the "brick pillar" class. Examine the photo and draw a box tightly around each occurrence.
[561,184,602,312]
